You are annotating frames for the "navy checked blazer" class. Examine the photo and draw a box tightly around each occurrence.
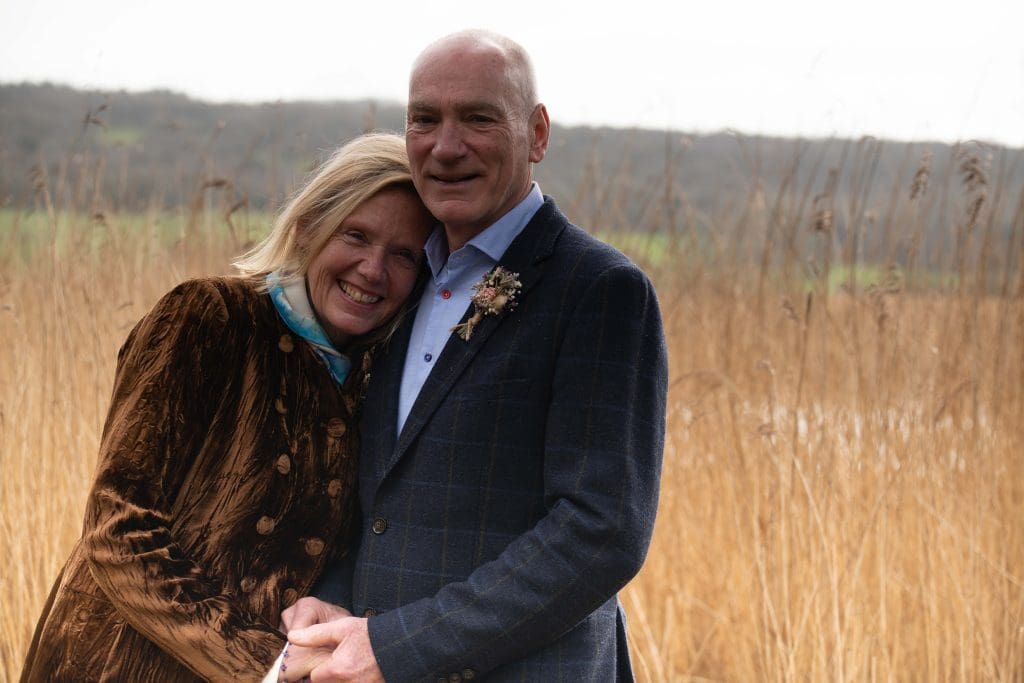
[327,197,667,682]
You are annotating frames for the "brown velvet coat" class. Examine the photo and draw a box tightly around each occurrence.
[21,277,363,682]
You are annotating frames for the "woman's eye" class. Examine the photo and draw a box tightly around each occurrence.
[393,249,418,267]
[342,230,367,244]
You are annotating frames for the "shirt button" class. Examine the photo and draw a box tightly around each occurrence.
[305,537,325,556]
[441,289,452,299]
[449,673,462,683]
[362,607,377,617]
[371,517,388,534]
[424,353,433,362]
[462,670,475,680]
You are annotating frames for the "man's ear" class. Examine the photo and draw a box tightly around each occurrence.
[528,103,551,164]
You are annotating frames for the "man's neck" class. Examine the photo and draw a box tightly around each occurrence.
[443,226,481,253]
[443,183,536,252]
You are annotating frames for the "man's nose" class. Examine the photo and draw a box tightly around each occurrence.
[432,120,466,161]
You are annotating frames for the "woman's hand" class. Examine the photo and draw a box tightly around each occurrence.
[277,641,333,683]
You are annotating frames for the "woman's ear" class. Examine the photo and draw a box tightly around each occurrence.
[294,217,313,250]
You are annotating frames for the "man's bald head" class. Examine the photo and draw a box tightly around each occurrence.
[411,29,538,117]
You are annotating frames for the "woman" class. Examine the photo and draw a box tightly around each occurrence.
[20,133,435,682]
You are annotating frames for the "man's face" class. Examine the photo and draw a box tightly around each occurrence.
[406,44,548,246]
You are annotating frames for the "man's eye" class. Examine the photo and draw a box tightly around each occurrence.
[409,115,436,126]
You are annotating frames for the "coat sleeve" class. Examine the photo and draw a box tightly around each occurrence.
[367,263,669,680]
[82,280,285,681]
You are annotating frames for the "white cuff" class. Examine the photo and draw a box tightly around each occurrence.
[260,648,286,683]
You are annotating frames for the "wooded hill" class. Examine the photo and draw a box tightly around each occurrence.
[2,83,1022,270]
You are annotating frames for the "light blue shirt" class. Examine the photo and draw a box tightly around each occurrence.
[397,183,544,435]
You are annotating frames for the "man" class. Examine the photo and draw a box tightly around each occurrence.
[284,30,668,682]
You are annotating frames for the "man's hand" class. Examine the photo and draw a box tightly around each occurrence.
[288,617,384,683]
[280,596,352,633]
[276,598,355,681]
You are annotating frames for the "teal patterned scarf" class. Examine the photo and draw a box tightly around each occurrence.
[267,272,352,385]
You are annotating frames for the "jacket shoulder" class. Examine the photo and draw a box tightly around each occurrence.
[539,201,650,285]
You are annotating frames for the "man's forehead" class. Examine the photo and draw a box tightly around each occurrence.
[408,68,516,109]
[412,42,510,84]
[416,35,506,66]
[407,95,507,115]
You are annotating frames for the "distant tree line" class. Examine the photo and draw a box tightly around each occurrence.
[2,82,1022,273]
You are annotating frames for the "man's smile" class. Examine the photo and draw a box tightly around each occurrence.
[430,172,480,186]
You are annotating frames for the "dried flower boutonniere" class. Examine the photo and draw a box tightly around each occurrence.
[451,266,522,341]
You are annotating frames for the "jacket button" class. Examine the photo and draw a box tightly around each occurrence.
[276,454,291,475]
[327,418,347,438]
[371,517,388,534]
[256,516,276,535]
[327,479,343,497]
[305,537,325,556]
[278,334,294,353]
[362,607,377,617]
[462,670,475,680]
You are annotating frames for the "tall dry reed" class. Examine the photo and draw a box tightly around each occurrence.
[2,132,1023,682]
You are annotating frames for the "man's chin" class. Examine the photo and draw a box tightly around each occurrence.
[425,202,481,229]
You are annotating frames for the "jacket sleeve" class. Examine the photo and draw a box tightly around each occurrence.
[367,263,669,680]
[82,280,285,681]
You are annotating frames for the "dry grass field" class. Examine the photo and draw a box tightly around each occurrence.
[2,139,1023,681]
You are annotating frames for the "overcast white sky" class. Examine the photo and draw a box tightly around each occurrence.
[2,0,1022,147]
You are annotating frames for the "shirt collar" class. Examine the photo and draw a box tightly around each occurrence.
[424,183,544,277]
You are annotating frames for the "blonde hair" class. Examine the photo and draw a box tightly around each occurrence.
[234,132,418,281]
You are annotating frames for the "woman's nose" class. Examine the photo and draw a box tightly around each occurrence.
[357,247,388,281]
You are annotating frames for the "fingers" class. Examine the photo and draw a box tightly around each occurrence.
[288,619,350,649]
[280,596,352,633]
[297,618,384,683]
[278,643,331,682]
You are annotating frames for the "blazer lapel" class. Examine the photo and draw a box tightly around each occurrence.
[377,199,567,483]
[362,300,417,468]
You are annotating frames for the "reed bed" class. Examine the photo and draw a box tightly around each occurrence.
[2,135,1023,681]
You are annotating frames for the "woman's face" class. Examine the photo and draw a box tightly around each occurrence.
[307,187,433,347]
